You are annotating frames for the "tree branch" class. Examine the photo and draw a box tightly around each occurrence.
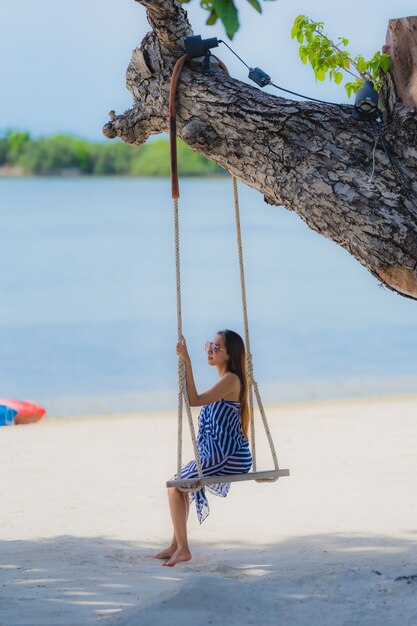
[384,16,417,108]
[103,2,417,299]
[137,0,192,51]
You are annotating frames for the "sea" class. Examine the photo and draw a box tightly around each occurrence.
[1,177,416,417]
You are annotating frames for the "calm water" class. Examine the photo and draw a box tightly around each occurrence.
[1,177,416,415]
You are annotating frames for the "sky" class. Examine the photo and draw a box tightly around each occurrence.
[1,0,416,141]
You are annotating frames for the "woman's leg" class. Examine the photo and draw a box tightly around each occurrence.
[162,487,192,566]
[153,488,191,560]
[152,532,177,559]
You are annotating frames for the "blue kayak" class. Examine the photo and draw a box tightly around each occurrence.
[0,405,18,426]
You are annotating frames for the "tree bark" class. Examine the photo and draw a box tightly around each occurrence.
[103,1,417,300]
[383,16,417,109]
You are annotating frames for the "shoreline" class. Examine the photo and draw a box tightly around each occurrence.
[36,391,417,423]
[0,169,228,180]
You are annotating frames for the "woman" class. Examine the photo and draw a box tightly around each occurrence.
[154,329,252,567]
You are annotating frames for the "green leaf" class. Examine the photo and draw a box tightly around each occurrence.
[334,71,343,84]
[315,69,325,81]
[308,50,319,69]
[297,32,304,44]
[294,14,306,29]
[246,0,262,13]
[356,56,367,73]
[299,46,308,64]
[206,9,218,25]
[291,23,299,39]
[379,53,391,73]
[345,78,362,97]
[213,0,239,39]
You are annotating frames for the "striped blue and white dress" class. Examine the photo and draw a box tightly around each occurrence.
[176,399,252,524]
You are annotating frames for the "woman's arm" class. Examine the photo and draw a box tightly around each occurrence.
[189,372,239,406]
[176,338,239,406]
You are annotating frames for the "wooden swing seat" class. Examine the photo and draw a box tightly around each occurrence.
[166,468,290,489]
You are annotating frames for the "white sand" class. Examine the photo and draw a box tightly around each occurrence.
[1,396,417,625]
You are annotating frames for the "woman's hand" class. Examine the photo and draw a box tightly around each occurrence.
[176,336,191,363]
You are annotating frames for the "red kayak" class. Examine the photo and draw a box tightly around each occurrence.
[0,398,45,426]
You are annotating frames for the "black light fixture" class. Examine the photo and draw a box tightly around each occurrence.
[184,35,219,59]
[184,35,219,72]
[353,80,380,120]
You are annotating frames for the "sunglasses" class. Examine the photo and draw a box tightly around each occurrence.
[205,341,227,354]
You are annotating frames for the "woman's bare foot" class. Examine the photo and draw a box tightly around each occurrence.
[153,545,177,559]
[162,548,192,567]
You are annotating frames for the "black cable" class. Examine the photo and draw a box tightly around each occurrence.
[369,135,380,183]
[218,39,250,69]
[270,82,341,106]
[388,152,417,201]
[372,120,417,211]
[218,40,344,107]
[379,135,417,201]
[384,145,417,205]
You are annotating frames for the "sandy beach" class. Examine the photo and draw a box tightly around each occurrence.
[1,395,417,625]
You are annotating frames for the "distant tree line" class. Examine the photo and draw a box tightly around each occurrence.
[0,130,224,176]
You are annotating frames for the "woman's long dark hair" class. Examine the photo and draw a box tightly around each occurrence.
[218,329,249,439]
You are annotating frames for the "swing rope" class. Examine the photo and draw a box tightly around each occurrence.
[231,176,280,480]
[171,56,204,492]
[169,54,286,492]
[174,196,204,492]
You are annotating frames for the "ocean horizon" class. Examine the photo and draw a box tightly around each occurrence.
[1,177,417,416]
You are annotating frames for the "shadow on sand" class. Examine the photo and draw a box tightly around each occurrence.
[2,532,417,625]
